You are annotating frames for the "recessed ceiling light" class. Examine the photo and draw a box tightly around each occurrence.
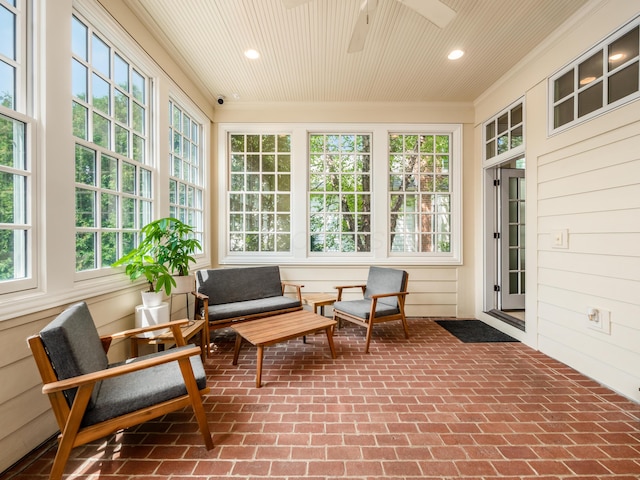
[448,49,464,60]
[244,49,260,60]
[609,53,625,61]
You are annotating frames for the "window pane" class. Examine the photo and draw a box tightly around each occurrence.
[554,97,574,128]
[0,171,26,223]
[0,229,27,281]
[114,53,129,91]
[554,70,574,101]
[72,102,88,139]
[72,59,88,100]
[76,232,96,271]
[578,81,603,117]
[92,73,110,114]
[72,16,88,61]
[91,34,110,77]
[75,144,96,185]
[608,61,639,104]
[75,188,95,227]
[578,51,602,88]
[0,60,15,109]
[608,26,639,71]
[0,5,16,60]
[0,114,25,169]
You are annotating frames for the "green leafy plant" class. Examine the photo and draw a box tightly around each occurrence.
[112,217,202,295]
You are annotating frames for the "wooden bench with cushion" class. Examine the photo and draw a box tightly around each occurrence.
[193,266,303,351]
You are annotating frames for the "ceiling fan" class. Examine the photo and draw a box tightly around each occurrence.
[282,0,456,53]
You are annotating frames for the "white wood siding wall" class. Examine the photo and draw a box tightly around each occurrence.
[536,123,640,400]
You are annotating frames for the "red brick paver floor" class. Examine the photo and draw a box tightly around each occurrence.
[4,318,640,479]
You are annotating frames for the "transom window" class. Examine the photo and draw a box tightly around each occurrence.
[72,13,152,272]
[228,133,291,253]
[484,102,523,161]
[550,18,639,133]
[309,133,371,253]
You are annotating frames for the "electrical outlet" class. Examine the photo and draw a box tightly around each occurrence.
[587,307,611,334]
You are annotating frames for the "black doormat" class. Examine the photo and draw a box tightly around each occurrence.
[435,320,519,343]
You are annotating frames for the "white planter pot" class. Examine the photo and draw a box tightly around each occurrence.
[171,275,195,295]
[135,302,170,338]
[141,291,164,307]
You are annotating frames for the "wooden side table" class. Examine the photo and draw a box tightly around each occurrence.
[130,319,208,360]
[301,293,336,343]
[302,292,336,316]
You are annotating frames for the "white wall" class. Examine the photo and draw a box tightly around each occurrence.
[474,0,640,402]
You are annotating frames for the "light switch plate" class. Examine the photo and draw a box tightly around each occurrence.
[551,229,568,249]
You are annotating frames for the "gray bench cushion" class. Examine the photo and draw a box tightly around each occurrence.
[82,347,207,427]
[207,296,301,321]
[40,302,108,408]
[196,266,284,305]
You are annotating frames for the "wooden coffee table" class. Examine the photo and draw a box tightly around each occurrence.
[231,310,337,387]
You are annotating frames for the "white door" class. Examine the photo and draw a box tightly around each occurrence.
[499,168,525,310]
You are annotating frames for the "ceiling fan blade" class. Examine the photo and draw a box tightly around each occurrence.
[398,0,456,29]
[348,0,378,53]
[281,0,312,8]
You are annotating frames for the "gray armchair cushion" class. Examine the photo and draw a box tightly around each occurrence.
[40,302,108,408]
[333,299,399,320]
[196,266,284,305]
[82,346,207,427]
[364,266,408,308]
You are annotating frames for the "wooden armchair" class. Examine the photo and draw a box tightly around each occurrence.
[333,267,410,353]
[27,302,213,480]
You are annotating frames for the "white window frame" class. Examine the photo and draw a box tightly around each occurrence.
[0,0,38,295]
[548,16,640,135]
[218,123,462,266]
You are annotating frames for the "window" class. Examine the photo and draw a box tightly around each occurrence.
[309,133,371,253]
[0,0,35,292]
[219,123,462,265]
[168,99,205,249]
[484,100,524,163]
[227,133,291,253]
[550,18,640,133]
[389,133,452,254]
[72,13,152,272]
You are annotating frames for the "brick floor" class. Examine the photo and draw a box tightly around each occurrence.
[4,318,640,479]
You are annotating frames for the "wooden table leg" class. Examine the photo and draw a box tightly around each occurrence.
[256,345,264,388]
[232,334,243,365]
[325,326,337,359]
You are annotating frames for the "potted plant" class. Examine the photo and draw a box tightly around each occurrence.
[112,217,202,305]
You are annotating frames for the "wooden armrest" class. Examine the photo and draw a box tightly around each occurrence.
[191,291,208,301]
[334,284,367,290]
[334,284,367,301]
[42,345,202,395]
[281,281,304,302]
[107,319,189,341]
[369,291,409,300]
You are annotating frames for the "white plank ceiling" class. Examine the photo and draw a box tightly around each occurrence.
[123,0,589,104]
